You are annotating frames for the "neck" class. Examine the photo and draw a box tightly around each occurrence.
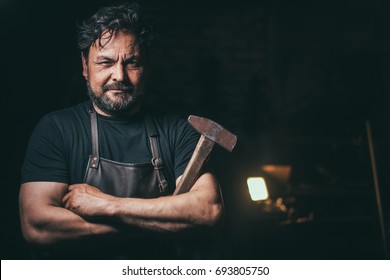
[92,102,142,118]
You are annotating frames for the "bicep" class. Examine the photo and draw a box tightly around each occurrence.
[19,182,69,217]
[19,182,70,244]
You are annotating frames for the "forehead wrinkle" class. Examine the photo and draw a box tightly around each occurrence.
[94,49,140,61]
[89,32,142,65]
[92,40,139,58]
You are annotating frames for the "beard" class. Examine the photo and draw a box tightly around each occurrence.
[87,81,144,116]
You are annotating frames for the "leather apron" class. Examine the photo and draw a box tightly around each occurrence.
[79,108,177,259]
[83,108,169,198]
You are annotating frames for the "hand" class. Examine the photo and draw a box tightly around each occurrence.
[62,184,114,219]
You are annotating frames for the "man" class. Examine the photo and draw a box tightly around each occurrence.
[19,2,223,259]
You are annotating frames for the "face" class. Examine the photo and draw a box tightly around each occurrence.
[82,31,145,116]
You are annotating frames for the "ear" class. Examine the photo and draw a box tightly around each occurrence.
[81,53,88,80]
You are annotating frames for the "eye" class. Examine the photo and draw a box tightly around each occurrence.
[126,60,140,69]
[97,60,113,66]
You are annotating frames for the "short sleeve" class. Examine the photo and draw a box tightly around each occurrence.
[21,114,69,184]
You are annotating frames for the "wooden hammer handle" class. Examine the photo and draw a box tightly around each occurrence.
[173,135,215,195]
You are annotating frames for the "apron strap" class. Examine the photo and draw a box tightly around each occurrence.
[145,116,168,193]
[88,106,100,169]
[87,105,168,193]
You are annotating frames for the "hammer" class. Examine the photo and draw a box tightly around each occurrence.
[173,115,237,195]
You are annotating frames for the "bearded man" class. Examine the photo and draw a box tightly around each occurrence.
[19,2,223,259]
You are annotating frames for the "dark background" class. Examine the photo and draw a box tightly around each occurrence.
[2,0,390,259]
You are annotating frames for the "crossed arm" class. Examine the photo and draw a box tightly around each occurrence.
[19,172,223,251]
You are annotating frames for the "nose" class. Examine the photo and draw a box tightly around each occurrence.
[111,64,127,82]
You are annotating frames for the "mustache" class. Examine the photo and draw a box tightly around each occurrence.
[102,82,134,92]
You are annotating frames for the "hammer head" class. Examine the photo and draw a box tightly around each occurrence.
[188,115,237,151]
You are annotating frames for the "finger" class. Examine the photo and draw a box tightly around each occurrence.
[63,199,70,210]
[62,196,69,208]
[62,191,73,207]
[63,194,76,211]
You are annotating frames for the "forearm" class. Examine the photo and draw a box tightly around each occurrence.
[22,206,118,246]
[63,173,224,236]
[90,173,223,234]
[108,191,222,234]
[19,182,132,252]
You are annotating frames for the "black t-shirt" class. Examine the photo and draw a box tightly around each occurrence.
[21,101,200,193]
[21,101,204,259]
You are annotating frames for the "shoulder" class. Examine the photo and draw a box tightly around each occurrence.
[41,102,89,123]
[36,102,90,131]
[28,102,90,145]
